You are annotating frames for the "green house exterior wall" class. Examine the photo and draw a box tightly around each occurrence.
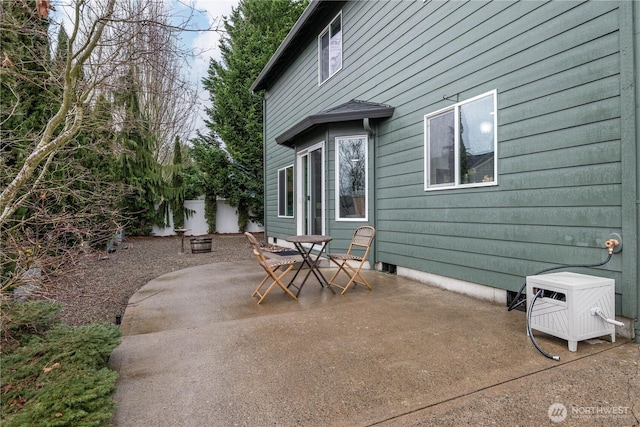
[258,1,639,339]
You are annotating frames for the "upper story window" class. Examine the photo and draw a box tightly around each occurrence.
[424,90,497,190]
[336,135,367,221]
[278,165,294,217]
[319,12,342,84]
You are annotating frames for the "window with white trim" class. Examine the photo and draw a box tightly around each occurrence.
[278,165,294,217]
[319,12,342,84]
[424,90,497,190]
[336,135,367,221]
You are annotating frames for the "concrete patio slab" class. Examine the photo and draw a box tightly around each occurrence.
[109,261,639,426]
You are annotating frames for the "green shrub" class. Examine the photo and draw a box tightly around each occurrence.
[1,300,121,427]
[1,299,62,351]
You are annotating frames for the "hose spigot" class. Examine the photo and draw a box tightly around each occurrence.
[604,238,619,254]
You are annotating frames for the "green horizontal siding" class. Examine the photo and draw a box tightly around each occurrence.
[499,119,621,158]
[262,0,634,317]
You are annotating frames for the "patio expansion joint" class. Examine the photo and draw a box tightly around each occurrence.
[365,340,636,426]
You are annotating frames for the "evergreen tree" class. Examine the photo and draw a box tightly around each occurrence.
[171,136,185,229]
[67,94,122,243]
[0,1,125,289]
[200,0,308,230]
[190,133,231,233]
[115,68,165,235]
[0,0,56,179]
[81,94,118,184]
[54,25,70,68]
[28,103,120,253]
[183,162,205,201]
[29,30,121,250]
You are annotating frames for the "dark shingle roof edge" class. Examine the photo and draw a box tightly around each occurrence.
[275,100,395,146]
[250,0,332,93]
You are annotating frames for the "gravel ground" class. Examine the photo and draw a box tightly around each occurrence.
[45,233,260,326]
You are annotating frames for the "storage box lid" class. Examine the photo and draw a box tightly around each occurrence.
[527,272,614,289]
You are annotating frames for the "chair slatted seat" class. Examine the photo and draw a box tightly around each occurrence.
[327,226,376,295]
[245,232,298,304]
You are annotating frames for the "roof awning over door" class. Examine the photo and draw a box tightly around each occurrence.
[275,99,395,147]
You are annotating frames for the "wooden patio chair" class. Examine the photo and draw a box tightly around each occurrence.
[327,226,376,295]
[244,232,299,304]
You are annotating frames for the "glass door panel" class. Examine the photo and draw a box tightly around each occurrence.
[297,143,324,236]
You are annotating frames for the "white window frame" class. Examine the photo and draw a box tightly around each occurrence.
[277,165,294,218]
[424,90,498,191]
[335,135,368,222]
[318,12,342,85]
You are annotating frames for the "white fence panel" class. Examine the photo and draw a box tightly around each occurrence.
[151,198,263,236]
[151,205,175,237]
[184,199,209,235]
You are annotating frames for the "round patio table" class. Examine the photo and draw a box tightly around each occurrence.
[284,235,335,296]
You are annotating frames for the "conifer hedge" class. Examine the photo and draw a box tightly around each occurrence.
[1,300,121,426]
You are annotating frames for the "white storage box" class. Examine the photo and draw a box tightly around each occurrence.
[526,272,616,352]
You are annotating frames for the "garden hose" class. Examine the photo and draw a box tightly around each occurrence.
[507,251,613,312]
[509,244,617,360]
[527,289,561,361]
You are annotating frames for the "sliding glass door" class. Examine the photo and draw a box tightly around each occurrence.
[297,142,324,235]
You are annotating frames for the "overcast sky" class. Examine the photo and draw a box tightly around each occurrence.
[186,0,238,78]
[180,0,240,136]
